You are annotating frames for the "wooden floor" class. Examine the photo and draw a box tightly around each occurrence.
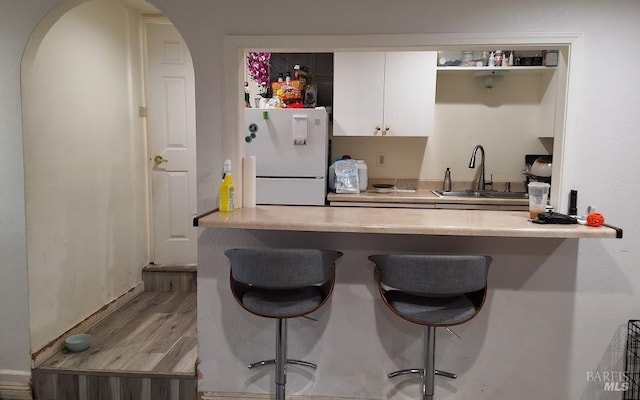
[33,290,197,400]
[38,291,196,376]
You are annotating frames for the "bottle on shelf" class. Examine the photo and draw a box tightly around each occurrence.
[219,159,235,212]
[488,52,495,67]
[494,50,503,67]
[443,167,452,192]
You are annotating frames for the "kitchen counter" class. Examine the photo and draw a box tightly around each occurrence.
[327,189,528,210]
[196,206,621,239]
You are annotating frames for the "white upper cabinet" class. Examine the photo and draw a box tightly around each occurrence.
[333,51,437,137]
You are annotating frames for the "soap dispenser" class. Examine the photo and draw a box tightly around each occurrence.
[443,168,452,192]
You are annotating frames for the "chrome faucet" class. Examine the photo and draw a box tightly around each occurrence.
[468,145,491,191]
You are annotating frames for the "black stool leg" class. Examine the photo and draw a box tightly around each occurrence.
[276,318,287,400]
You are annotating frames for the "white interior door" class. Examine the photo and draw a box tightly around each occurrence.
[145,19,197,265]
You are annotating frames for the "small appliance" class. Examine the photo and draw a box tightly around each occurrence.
[525,154,552,192]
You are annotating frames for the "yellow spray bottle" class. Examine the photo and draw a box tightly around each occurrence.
[219,159,235,212]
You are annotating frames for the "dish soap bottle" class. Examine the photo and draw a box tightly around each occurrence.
[443,167,452,192]
[219,159,235,212]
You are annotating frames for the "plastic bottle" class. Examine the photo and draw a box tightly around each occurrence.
[443,167,452,192]
[357,160,368,191]
[219,159,235,212]
[488,52,495,67]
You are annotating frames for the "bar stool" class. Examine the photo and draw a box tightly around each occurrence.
[368,254,492,400]
[225,248,343,400]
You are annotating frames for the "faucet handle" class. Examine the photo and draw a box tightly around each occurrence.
[485,174,494,190]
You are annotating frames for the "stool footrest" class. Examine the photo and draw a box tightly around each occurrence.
[388,368,421,378]
[388,368,457,379]
[435,370,457,379]
[248,359,317,370]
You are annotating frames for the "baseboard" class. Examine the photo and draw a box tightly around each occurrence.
[0,379,32,400]
[199,392,378,400]
[31,283,144,367]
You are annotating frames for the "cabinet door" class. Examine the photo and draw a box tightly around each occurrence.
[333,52,385,136]
[383,51,437,137]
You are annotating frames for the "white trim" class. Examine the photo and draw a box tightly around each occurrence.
[223,32,583,212]
[200,392,378,400]
[0,378,32,400]
[141,16,162,263]
[31,283,144,367]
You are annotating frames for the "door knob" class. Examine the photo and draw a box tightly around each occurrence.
[154,155,168,164]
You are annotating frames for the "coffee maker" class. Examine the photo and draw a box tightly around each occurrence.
[525,154,552,192]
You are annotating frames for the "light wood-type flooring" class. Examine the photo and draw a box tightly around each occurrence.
[37,291,196,375]
[33,267,197,400]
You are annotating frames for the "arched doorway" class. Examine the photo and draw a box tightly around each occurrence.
[22,0,196,361]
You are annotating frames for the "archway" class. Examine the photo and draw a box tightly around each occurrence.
[21,0,196,363]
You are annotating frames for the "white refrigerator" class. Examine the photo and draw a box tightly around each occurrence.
[244,108,328,205]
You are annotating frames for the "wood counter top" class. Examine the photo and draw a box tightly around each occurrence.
[196,206,620,239]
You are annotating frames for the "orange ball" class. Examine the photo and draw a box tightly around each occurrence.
[586,212,605,227]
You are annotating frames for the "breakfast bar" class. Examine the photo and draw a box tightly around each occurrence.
[196,206,621,238]
[196,205,621,399]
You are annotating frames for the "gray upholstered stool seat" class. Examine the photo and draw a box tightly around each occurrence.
[225,248,343,400]
[384,291,477,325]
[369,254,492,400]
[242,286,325,317]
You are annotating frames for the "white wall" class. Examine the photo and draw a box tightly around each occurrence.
[1,0,639,398]
[0,0,60,382]
[22,0,149,351]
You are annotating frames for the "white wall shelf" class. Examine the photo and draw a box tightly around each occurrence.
[437,66,556,73]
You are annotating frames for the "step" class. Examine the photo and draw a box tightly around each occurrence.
[32,370,197,400]
[33,292,197,400]
[143,264,197,292]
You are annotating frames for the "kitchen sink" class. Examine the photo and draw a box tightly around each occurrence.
[432,190,483,198]
[432,190,528,199]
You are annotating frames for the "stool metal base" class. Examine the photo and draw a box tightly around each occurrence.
[387,326,457,400]
[246,319,317,400]
[388,369,457,380]
[248,359,317,370]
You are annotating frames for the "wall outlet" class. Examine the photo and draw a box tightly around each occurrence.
[376,151,386,168]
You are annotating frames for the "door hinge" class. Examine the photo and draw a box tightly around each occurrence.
[138,106,147,118]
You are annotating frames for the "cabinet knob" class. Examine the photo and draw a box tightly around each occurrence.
[383,127,390,136]
[374,126,381,135]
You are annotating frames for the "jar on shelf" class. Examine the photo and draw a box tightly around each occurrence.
[494,50,503,67]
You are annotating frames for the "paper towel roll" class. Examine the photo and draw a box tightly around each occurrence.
[242,156,256,208]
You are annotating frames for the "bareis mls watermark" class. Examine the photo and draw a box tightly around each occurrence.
[586,370,630,392]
